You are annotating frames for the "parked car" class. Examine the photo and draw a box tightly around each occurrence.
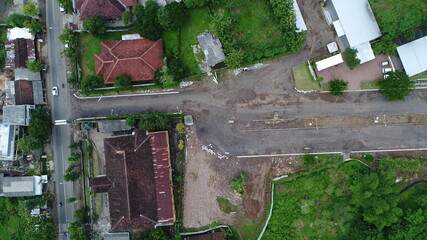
[52,87,58,96]
[383,74,390,79]
[380,61,390,66]
[60,7,66,14]
[382,68,393,73]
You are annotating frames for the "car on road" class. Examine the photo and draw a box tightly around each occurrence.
[58,202,62,207]
[52,87,58,96]
[382,68,393,73]
[60,7,66,14]
[380,61,390,66]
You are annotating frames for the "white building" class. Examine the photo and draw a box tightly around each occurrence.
[0,123,17,161]
[328,0,382,63]
[0,174,48,197]
[397,36,427,77]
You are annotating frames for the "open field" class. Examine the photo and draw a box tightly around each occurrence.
[292,63,320,91]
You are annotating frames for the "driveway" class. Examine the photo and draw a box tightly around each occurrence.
[317,54,390,90]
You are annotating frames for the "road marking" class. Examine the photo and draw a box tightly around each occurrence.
[351,148,427,153]
[55,119,67,125]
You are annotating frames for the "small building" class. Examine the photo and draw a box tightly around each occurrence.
[13,80,44,105]
[0,123,17,161]
[94,38,163,84]
[75,0,136,20]
[5,28,36,70]
[315,53,344,71]
[97,120,132,133]
[293,0,307,32]
[327,0,381,64]
[89,131,175,232]
[397,36,427,77]
[0,174,48,197]
[2,105,35,126]
[197,33,225,67]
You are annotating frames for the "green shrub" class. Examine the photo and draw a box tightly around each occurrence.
[83,16,107,38]
[114,74,132,88]
[178,140,185,150]
[22,2,39,16]
[230,173,248,194]
[343,49,360,68]
[80,75,104,94]
[329,79,348,96]
[122,11,133,25]
[6,14,32,27]
[139,113,171,132]
[176,123,186,134]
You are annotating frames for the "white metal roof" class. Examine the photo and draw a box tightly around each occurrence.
[331,0,381,47]
[327,42,339,53]
[7,27,34,40]
[397,36,427,77]
[0,123,14,160]
[316,53,344,71]
[354,42,376,64]
[333,20,345,37]
[293,0,307,32]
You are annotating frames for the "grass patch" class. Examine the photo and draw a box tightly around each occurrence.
[360,81,379,90]
[410,71,427,81]
[78,31,136,78]
[0,198,20,239]
[217,198,238,214]
[236,219,258,240]
[292,63,321,91]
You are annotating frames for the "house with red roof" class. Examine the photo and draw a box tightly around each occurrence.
[89,130,175,232]
[75,0,137,20]
[94,38,163,84]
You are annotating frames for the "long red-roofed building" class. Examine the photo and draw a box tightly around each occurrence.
[89,130,175,231]
[94,38,163,84]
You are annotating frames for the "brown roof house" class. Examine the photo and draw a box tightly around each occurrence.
[5,28,35,70]
[75,0,137,20]
[94,38,163,84]
[89,131,175,232]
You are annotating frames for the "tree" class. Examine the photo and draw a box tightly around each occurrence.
[378,71,414,101]
[28,108,52,143]
[64,164,80,182]
[389,208,427,239]
[80,75,103,94]
[125,117,136,127]
[372,36,397,56]
[139,113,171,132]
[157,2,187,30]
[230,173,248,194]
[66,197,78,203]
[73,209,86,219]
[68,221,89,240]
[329,79,348,96]
[176,123,186,134]
[146,228,169,240]
[224,49,245,69]
[59,27,78,46]
[370,0,426,39]
[114,74,132,88]
[24,19,43,34]
[6,14,32,27]
[134,0,162,40]
[22,2,39,16]
[343,48,360,68]
[17,136,43,154]
[57,0,73,12]
[83,16,106,38]
[67,152,81,162]
[122,11,133,25]
[26,60,43,72]
[68,141,81,150]
[183,0,207,8]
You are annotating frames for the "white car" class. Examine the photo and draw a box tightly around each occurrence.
[382,68,393,73]
[380,61,390,66]
[52,87,58,96]
[60,7,66,14]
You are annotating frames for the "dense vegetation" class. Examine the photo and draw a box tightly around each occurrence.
[83,16,107,38]
[17,108,52,154]
[378,71,414,101]
[329,79,348,96]
[343,49,360,68]
[263,155,427,239]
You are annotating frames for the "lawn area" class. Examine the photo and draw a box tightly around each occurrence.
[410,71,427,81]
[163,7,211,76]
[0,198,21,239]
[292,63,321,91]
[78,31,136,78]
[216,198,238,214]
[360,81,379,90]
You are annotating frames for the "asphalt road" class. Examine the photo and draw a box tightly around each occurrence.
[45,0,73,237]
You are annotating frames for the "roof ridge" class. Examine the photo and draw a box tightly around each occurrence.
[140,39,162,71]
[134,135,151,152]
[138,214,158,225]
[122,151,131,220]
[110,216,125,231]
[105,60,120,84]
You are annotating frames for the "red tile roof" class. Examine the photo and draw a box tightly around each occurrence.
[90,131,175,232]
[14,80,34,105]
[94,39,163,84]
[76,0,131,20]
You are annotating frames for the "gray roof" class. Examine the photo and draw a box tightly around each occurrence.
[32,81,44,105]
[197,33,225,67]
[0,123,15,161]
[2,105,35,126]
[5,81,15,105]
[397,36,427,77]
[98,120,131,133]
[330,0,381,47]
[103,232,130,240]
[14,69,41,81]
[2,175,43,197]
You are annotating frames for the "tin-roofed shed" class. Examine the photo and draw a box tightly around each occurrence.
[197,33,225,67]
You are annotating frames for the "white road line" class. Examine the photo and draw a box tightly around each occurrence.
[351,148,427,153]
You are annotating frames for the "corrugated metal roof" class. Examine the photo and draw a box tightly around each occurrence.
[354,41,376,64]
[293,0,307,32]
[98,120,131,133]
[32,81,44,105]
[397,36,427,77]
[197,33,225,67]
[330,0,381,47]
[316,53,344,71]
[2,176,43,197]
[0,124,15,161]
[15,69,41,81]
